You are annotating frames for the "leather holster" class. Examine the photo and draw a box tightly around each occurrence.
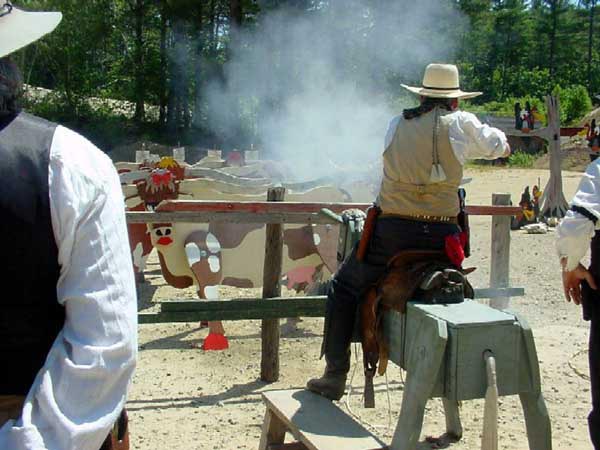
[356,205,380,262]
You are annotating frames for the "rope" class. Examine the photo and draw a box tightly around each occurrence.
[569,348,590,381]
[343,342,397,434]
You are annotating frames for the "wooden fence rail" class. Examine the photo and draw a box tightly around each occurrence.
[138,288,526,324]
[126,201,521,224]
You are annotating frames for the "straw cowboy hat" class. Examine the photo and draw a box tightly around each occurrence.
[402,63,482,100]
[0,1,62,59]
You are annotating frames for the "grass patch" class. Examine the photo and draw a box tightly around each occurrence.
[508,151,537,168]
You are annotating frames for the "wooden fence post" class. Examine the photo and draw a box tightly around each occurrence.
[489,193,511,310]
[261,187,286,382]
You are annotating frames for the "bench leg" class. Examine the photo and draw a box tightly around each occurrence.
[259,409,287,450]
[520,392,552,450]
[481,351,498,450]
[514,314,552,450]
[442,398,462,439]
[390,317,448,450]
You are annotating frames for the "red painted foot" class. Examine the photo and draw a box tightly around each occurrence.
[201,333,229,351]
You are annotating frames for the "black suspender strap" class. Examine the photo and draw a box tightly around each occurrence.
[571,205,598,225]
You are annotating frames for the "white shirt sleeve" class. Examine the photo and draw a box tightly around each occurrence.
[556,160,600,270]
[448,111,508,164]
[0,126,137,450]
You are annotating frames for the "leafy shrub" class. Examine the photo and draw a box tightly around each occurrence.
[23,90,137,152]
[463,83,593,126]
[464,96,546,122]
[508,151,537,168]
[552,84,593,125]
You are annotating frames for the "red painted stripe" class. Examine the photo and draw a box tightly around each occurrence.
[560,127,584,137]
[156,201,521,216]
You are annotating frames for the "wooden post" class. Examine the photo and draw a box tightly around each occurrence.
[489,193,511,310]
[540,95,569,218]
[261,187,286,382]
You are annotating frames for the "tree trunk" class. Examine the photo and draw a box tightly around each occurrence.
[225,0,244,149]
[588,0,596,95]
[192,8,204,132]
[166,19,190,133]
[133,0,146,123]
[549,0,558,78]
[209,0,217,53]
[159,0,168,126]
[501,31,511,99]
[230,0,243,28]
[166,22,179,133]
[192,41,204,131]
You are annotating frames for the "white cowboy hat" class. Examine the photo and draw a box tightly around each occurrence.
[401,63,482,99]
[0,2,62,59]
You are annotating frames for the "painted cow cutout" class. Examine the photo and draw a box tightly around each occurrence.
[119,157,372,349]
[148,210,336,349]
[136,181,347,350]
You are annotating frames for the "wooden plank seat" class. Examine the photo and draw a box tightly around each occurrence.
[137,288,525,323]
[259,389,387,450]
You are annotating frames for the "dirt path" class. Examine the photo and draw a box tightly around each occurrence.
[129,167,594,450]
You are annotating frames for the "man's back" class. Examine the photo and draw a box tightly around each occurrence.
[0,112,64,396]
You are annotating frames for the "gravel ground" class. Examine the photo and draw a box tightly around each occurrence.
[128,167,595,450]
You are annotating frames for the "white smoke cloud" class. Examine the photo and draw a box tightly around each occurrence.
[204,0,467,181]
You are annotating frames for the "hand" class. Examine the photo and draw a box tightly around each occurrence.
[562,262,597,305]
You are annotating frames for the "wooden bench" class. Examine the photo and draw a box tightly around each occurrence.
[257,300,550,450]
[259,389,387,450]
[382,300,551,450]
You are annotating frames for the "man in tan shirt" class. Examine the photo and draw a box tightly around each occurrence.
[307,63,510,400]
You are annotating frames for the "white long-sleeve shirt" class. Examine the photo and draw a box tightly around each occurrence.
[556,160,600,270]
[384,110,508,162]
[0,125,137,449]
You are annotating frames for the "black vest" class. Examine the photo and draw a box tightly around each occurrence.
[0,112,64,395]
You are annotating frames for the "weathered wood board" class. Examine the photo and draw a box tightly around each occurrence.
[261,390,387,450]
[137,289,525,324]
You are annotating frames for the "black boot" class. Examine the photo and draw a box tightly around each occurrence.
[306,351,350,400]
[306,288,355,401]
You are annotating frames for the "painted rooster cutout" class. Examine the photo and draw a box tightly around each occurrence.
[123,159,188,278]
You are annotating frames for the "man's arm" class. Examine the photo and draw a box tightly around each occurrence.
[557,211,597,304]
[448,111,510,163]
[556,161,600,304]
[0,126,137,450]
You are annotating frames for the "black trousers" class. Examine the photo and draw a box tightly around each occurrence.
[587,297,600,450]
[585,231,600,449]
[322,217,459,366]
